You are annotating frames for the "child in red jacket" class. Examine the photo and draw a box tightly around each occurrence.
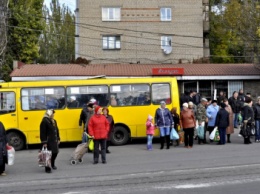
[146,115,155,150]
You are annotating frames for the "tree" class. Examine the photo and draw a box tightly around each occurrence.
[38,0,75,64]
[210,0,260,63]
[1,0,44,81]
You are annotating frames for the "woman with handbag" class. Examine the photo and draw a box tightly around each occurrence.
[241,98,254,144]
[40,109,60,173]
[88,106,109,164]
[0,121,8,176]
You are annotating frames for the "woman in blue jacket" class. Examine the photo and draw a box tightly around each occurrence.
[206,100,219,142]
[155,101,173,149]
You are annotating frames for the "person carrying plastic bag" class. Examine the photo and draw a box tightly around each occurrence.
[214,103,229,145]
[0,121,8,176]
[196,98,208,144]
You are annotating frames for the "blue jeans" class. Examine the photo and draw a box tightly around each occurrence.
[218,127,226,144]
[159,127,170,137]
[255,120,260,141]
[233,113,239,128]
[147,135,153,149]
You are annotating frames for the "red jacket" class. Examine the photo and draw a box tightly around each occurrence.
[88,114,109,139]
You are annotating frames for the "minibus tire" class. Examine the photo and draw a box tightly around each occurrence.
[7,132,25,151]
[111,126,129,146]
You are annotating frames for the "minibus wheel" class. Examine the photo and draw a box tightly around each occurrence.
[111,126,129,146]
[7,132,25,151]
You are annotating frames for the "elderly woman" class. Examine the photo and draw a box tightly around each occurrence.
[40,109,60,173]
[155,101,173,149]
[206,99,219,142]
[88,106,109,164]
[223,98,234,143]
[180,103,196,148]
[0,122,8,176]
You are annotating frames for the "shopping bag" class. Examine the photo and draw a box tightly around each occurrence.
[250,123,255,136]
[209,127,218,140]
[197,125,205,140]
[38,147,52,168]
[170,128,179,140]
[214,130,220,142]
[88,138,94,151]
[238,113,243,123]
[6,145,15,165]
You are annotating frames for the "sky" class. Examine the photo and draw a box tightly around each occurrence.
[44,0,76,11]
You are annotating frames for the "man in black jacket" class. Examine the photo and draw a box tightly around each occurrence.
[228,91,242,128]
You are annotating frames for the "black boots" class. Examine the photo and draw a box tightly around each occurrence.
[160,136,164,149]
[244,137,252,144]
[160,136,170,149]
[51,153,58,170]
[166,135,170,149]
[227,134,231,143]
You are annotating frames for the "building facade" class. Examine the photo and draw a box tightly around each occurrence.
[75,0,209,64]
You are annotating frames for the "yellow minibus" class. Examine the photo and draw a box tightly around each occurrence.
[0,77,179,150]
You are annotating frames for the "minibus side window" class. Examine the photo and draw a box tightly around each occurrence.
[151,84,171,104]
[21,87,65,110]
[0,92,15,114]
[110,84,150,106]
[67,85,109,108]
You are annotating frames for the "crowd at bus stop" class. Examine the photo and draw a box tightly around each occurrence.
[1,89,260,175]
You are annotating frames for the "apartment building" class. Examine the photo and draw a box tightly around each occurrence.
[75,0,209,64]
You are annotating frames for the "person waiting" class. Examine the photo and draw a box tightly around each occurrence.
[67,96,79,108]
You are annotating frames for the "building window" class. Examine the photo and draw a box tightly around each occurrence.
[102,8,121,21]
[161,36,172,48]
[103,36,121,50]
[160,8,171,21]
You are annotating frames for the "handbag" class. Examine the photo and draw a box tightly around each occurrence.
[38,147,52,168]
[6,145,15,165]
[170,128,179,140]
[250,123,255,136]
[88,138,94,151]
[209,127,218,140]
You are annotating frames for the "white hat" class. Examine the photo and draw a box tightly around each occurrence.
[160,101,166,104]
[201,98,208,102]
[183,103,188,108]
[89,98,96,103]
[70,96,76,101]
[46,109,54,117]
[188,101,193,106]
[148,115,153,120]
